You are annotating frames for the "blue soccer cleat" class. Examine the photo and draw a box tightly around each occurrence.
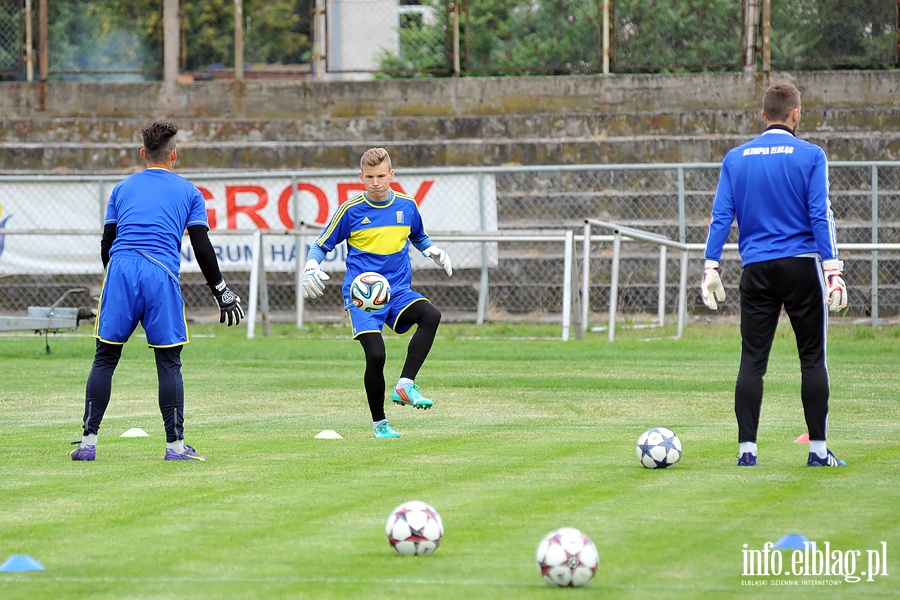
[737,452,757,466]
[374,421,400,439]
[807,450,846,467]
[164,444,207,461]
[391,383,433,409]
[70,441,96,461]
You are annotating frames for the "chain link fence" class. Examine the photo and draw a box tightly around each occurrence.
[2,1,897,80]
[770,0,898,69]
[45,0,163,80]
[0,0,22,77]
[2,163,899,334]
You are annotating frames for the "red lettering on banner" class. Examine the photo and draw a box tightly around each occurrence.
[198,186,216,229]
[227,185,269,229]
[390,181,434,206]
[197,179,436,230]
[278,183,329,227]
[337,183,365,205]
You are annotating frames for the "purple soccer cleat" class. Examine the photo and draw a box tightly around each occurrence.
[70,441,96,461]
[164,444,207,461]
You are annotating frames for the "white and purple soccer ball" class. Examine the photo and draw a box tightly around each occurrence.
[385,500,443,556]
[636,427,682,468]
[536,527,599,587]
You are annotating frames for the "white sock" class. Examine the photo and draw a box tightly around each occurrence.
[373,419,387,430]
[82,434,97,447]
[809,441,827,458]
[167,440,185,454]
[396,377,414,390]
[739,442,758,456]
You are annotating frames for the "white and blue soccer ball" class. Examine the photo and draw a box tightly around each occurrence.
[385,500,443,556]
[536,527,599,587]
[636,427,682,468]
[350,271,391,312]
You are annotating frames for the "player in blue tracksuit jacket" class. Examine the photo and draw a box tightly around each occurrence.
[301,148,453,439]
[701,83,848,468]
[70,122,244,463]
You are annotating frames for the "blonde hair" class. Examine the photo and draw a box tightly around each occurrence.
[360,147,392,170]
[763,83,801,122]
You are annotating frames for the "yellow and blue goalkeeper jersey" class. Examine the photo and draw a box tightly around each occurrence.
[705,128,838,267]
[311,190,432,307]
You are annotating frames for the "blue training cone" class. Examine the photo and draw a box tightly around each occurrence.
[0,555,45,572]
[773,534,810,550]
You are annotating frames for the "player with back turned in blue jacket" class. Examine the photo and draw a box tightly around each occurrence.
[702,83,848,468]
[70,122,244,463]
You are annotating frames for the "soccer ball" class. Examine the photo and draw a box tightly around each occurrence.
[350,271,391,312]
[385,500,443,556]
[536,527,599,587]
[636,427,682,468]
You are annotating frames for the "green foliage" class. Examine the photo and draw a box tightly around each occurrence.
[182,0,310,71]
[771,0,897,68]
[378,1,449,76]
[47,0,161,79]
[612,0,742,72]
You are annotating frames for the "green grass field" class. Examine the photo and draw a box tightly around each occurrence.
[1,321,898,599]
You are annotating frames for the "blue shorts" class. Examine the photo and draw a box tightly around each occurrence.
[348,288,428,338]
[94,251,189,348]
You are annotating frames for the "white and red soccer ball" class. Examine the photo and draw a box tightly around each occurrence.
[536,527,599,587]
[385,500,444,556]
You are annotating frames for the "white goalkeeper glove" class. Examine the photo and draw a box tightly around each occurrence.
[823,259,848,312]
[701,260,726,310]
[423,246,452,277]
[301,259,330,299]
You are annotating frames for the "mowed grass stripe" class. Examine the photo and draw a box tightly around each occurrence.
[1,322,898,599]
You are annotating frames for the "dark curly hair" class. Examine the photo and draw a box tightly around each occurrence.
[140,122,178,161]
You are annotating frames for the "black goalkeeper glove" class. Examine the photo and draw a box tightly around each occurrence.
[211,279,244,327]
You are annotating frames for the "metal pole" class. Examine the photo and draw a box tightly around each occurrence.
[602,0,610,74]
[476,172,488,325]
[38,0,47,81]
[677,164,686,243]
[453,1,460,77]
[678,249,689,339]
[581,221,591,336]
[658,246,667,326]
[871,164,879,325]
[247,229,261,339]
[234,0,244,80]
[297,234,307,328]
[562,230,573,341]
[761,0,771,73]
[744,0,759,73]
[163,0,179,83]
[314,0,326,79]
[25,0,33,81]
[608,233,621,341]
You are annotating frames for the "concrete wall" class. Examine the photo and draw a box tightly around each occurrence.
[3,71,899,119]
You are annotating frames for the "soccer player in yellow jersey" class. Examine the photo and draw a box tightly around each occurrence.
[302,148,453,438]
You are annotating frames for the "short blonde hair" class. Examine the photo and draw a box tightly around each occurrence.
[360,147,391,170]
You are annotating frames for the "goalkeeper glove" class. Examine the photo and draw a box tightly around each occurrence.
[422,246,453,277]
[211,279,244,327]
[823,259,848,312]
[701,260,726,310]
[301,259,330,299]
